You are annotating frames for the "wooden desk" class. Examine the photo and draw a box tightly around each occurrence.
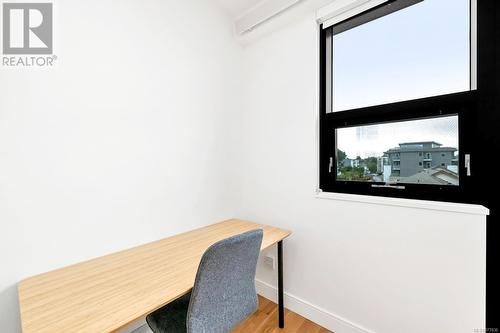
[18,219,291,333]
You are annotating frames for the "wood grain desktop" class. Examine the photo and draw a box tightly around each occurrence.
[18,219,291,333]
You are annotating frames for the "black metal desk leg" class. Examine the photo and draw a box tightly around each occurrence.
[278,241,284,328]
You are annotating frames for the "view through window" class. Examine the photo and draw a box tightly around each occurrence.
[335,115,459,186]
[332,0,471,111]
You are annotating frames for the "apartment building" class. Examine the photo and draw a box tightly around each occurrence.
[385,141,458,177]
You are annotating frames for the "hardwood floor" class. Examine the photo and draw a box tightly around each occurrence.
[232,296,332,333]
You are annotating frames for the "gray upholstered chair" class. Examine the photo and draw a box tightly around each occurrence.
[146,229,263,333]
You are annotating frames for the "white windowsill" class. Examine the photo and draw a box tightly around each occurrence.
[315,191,489,216]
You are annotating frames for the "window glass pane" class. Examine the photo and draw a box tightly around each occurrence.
[336,115,459,185]
[333,0,470,111]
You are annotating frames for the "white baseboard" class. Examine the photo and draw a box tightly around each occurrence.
[255,279,375,333]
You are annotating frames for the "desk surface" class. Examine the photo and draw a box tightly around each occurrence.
[18,219,291,333]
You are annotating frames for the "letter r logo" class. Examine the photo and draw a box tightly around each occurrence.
[2,3,53,54]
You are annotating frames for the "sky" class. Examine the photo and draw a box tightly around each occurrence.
[336,115,459,159]
[332,0,469,159]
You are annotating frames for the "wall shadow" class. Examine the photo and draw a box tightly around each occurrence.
[0,284,22,333]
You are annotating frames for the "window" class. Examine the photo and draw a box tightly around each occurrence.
[319,0,476,202]
[336,115,459,186]
[328,0,472,112]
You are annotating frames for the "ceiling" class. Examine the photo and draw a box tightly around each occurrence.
[213,0,264,19]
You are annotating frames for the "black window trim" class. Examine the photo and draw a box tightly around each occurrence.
[319,0,477,204]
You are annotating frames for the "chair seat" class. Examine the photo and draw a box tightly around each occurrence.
[146,292,191,333]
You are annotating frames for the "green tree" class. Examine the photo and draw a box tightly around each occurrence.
[337,149,347,162]
[338,166,367,181]
[364,157,378,173]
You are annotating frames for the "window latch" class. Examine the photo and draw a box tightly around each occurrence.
[328,157,333,173]
[465,154,471,176]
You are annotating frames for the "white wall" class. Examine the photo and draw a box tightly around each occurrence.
[238,6,487,333]
[0,1,488,333]
[0,1,242,332]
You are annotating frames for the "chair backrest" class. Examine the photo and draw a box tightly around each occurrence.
[186,229,263,333]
